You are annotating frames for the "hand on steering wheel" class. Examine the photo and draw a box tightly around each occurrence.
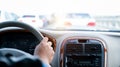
[34,37,54,64]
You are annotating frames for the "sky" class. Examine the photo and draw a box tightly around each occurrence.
[0,0,120,15]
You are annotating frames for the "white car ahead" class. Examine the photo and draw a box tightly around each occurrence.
[63,13,96,27]
[18,15,44,28]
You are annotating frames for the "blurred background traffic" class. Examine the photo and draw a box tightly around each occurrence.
[0,0,120,30]
[1,10,120,30]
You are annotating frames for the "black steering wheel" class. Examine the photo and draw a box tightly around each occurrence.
[0,21,43,57]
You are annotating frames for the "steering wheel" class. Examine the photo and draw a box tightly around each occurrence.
[0,21,44,57]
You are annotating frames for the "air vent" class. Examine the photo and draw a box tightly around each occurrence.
[85,44,102,54]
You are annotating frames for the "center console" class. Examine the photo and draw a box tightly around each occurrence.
[60,37,106,67]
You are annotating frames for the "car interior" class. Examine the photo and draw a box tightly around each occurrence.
[0,21,120,67]
[0,0,120,67]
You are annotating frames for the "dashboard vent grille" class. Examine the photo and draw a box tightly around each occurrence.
[63,38,104,67]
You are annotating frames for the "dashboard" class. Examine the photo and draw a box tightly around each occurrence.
[0,27,120,67]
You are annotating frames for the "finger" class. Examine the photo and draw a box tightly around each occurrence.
[49,46,53,50]
[48,47,54,56]
[40,37,48,45]
[42,37,49,42]
[48,41,52,46]
[51,50,54,56]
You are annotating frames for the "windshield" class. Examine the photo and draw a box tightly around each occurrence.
[0,0,120,31]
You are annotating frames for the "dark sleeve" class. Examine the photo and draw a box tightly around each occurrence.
[0,55,43,67]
